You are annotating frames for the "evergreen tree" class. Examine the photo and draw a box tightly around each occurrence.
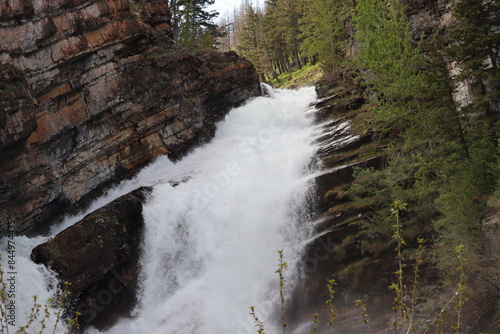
[447,0,500,87]
[277,0,304,68]
[174,0,220,48]
[263,0,290,74]
[238,6,264,68]
[351,0,499,270]
[299,0,351,71]
[354,0,426,123]
[432,0,500,253]
[445,0,499,158]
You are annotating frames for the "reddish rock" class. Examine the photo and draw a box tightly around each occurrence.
[0,0,260,235]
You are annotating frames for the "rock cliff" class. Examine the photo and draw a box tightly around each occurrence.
[291,0,500,331]
[288,77,397,334]
[0,0,261,235]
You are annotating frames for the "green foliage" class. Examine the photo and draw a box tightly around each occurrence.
[299,0,352,71]
[310,313,318,334]
[446,0,500,83]
[233,0,324,80]
[387,204,469,334]
[249,306,266,334]
[1,81,26,95]
[270,63,323,88]
[237,5,272,79]
[325,279,336,333]
[229,0,358,80]
[452,246,468,333]
[0,64,28,95]
[350,154,433,238]
[173,0,221,49]
[127,0,141,15]
[435,0,500,260]
[389,201,407,334]
[46,242,61,260]
[355,299,372,332]
[254,235,469,334]
[249,249,289,334]
[235,0,497,329]
[419,246,469,334]
[349,0,498,279]
[276,250,288,333]
[0,256,78,334]
[344,203,470,334]
[354,0,426,124]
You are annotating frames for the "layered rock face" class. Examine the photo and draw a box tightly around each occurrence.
[288,79,396,334]
[293,1,499,330]
[0,0,261,235]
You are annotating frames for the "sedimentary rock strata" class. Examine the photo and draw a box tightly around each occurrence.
[0,0,260,235]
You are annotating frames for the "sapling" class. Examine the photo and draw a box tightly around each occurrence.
[250,306,265,334]
[310,313,318,334]
[16,296,41,333]
[247,213,469,334]
[452,245,467,334]
[325,279,337,334]
[249,249,288,334]
[276,249,288,333]
[50,282,72,334]
[422,245,467,334]
[0,254,79,334]
[406,238,425,334]
[389,200,408,333]
[355,299,372,333]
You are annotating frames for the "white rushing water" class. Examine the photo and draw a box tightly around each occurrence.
[1,86,319,334]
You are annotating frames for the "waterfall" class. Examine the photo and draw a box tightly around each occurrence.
[1,86,319,334]
[261,83,276,97]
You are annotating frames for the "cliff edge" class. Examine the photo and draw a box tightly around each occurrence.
[0,0,261,235]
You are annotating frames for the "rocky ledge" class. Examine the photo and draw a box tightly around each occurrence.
[0,0,260,236]
[292,71,500,333]
[287,77,396,334]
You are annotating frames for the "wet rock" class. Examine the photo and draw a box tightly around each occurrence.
[290,79,395,333]
[31,187,151,329]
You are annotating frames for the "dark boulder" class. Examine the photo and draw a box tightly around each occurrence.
[31,187,151,329]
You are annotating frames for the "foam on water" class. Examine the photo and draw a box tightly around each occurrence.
[2,86,319,334]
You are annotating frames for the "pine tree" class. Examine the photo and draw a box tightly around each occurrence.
[174,0,220,48]
[435,0,500,245]
[447,0,500,86]
[278,0,304,69]
[351,0,499,272]
[263,0,290,75]
[299,0,351,71]
[445,0,500,150]
[354,0,425,121]
[238,6,262,61]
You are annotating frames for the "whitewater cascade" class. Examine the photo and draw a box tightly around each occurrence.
[1,86,319,334]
